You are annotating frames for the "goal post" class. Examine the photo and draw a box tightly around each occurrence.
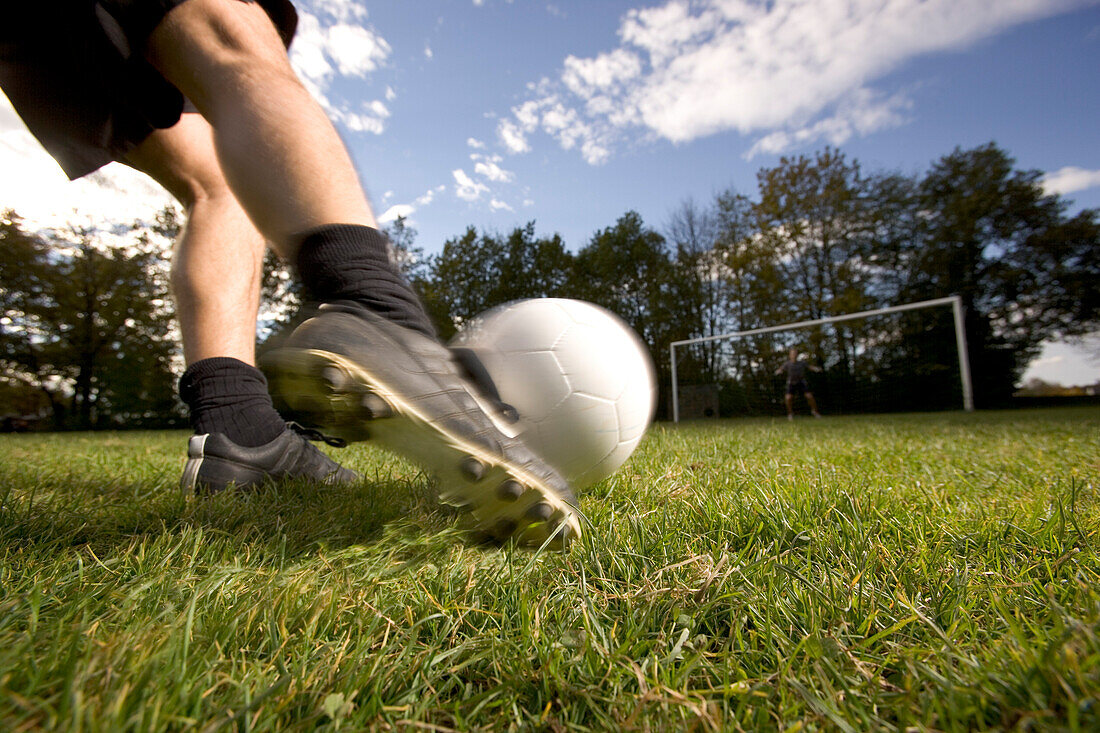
[669,295,973,422]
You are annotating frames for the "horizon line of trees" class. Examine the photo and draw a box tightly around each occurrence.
[2,141,1098,428]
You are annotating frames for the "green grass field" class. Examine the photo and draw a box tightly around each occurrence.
[1,408,1098,731]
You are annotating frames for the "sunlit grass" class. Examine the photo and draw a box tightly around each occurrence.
[1,407,1098,730]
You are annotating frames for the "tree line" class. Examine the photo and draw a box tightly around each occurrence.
[2,142,1097,428]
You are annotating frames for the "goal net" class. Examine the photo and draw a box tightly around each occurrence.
[670,296,973,422]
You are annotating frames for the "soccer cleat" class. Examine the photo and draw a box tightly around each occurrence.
[180,423,359,493]
[259,303,582,548]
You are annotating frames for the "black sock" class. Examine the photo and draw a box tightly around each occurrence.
[294,224,436,337]
[179,357,286,447]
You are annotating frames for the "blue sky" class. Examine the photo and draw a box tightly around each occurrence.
[1,0,1098,384]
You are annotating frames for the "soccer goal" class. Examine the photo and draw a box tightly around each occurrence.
[669,295,973,422]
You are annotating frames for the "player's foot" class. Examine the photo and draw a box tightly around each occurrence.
[787,413,794,421]
[812,411,822,419]
[180,423,358,493]
[259,303,582,549]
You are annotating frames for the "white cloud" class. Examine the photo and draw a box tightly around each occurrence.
[1042,166,1100,196]
[561,49,642,99]
[377,184,447,225]
[467,137,487,149]
[307,0,368,23]
[500,94,612,164]
[289,2,392,134]
[499,0,1093,163]
[333,99,390,134]
[425,45,434,59]
[416,185,446,206]
[327,23,390,75]
[0,94,25,133]
[472,154,514,182]
[497,119,531,154]
[746,87,913,157]
[1032,355,1065,368]
[453,169,489,201]
[489,199,514,212]
[378,204,414,224]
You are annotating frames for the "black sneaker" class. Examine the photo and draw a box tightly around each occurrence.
[180,423,358,493]
[259,303,582,548]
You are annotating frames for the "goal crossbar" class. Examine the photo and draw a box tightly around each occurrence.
[670,295,973,422]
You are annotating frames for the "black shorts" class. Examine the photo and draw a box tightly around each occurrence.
[787,380,809,396]
[0,0,297,179]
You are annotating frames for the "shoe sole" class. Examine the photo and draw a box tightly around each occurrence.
[262,347,582,548]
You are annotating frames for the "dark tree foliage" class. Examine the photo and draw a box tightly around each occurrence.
[750,149,881,410]
[421,222,575,339]
[708,191,792,414]
[666,198,723,385]
[908,143,1095,406]
[572,212,682,418]
[1018,210,1100,336]
[0,210,180,429]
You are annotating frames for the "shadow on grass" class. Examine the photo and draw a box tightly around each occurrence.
[0,471,461,559]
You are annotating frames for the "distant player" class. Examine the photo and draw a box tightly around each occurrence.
[775,348,822,420]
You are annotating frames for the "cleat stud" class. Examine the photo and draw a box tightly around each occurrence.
[526,502,553,522]
[360,393,393,419]
[494,519,517,538]
[460,457,486,482]
[497,480,524,502]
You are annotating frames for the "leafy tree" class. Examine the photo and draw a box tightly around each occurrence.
[712,190,790,413]
[911,142,1098,405]
[746,149,887,411]
[421,226,505,339]
[572,212,678,417]
[496,222,574,303]
[754,149,876,358]
[666,198,725,383]
[754,148,876,321]
[0,210,180,428]
[384,214,431,284]
[422,223,575,339]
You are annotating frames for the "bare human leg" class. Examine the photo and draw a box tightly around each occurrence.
[124,113,264,367]
[136,0,579,545]
[806,392,821,417]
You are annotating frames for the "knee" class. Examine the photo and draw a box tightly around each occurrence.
[170,167,236,217]
[151,0,298,90]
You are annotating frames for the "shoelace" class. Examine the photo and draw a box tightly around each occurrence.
[288,421,347,448]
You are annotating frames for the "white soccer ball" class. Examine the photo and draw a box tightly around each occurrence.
[450,298,656,490]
